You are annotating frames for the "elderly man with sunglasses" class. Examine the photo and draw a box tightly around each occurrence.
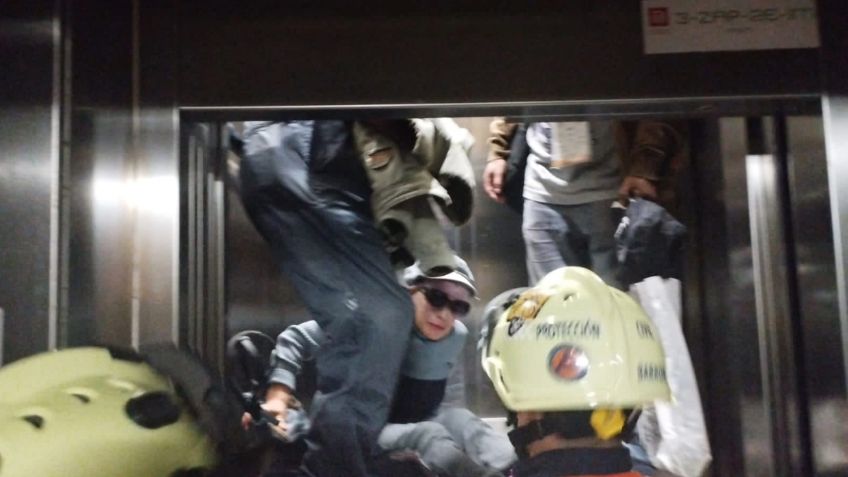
[259,256,515,477]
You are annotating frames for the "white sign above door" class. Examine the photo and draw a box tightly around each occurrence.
[642,0,820,54]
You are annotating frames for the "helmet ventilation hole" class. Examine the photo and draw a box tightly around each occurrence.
[65,387,96,403]
[22,415,44,429]
[70,392,91,403]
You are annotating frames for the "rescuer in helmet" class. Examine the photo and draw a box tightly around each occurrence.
[480,266,670,477]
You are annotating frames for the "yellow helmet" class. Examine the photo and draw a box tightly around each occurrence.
[0,347,219,477]
[482,267,670,413]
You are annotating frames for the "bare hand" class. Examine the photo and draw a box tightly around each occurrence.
[618,176,657,205]
[240,396,290,437]
[483,159,508,203]
[259,396,290,436]
[241,386,292,438]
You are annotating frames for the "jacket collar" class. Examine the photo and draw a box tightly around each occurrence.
[512,447,632,477]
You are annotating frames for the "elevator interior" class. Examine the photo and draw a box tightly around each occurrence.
[177,110,845,477]
[2,1,848,476]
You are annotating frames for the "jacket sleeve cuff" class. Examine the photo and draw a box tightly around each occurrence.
[487,118,517,162]
[268,368,298,391]
[625,152,664,181]
[625,121,682,180]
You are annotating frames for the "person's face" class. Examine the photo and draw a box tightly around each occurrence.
[411,279,472,341]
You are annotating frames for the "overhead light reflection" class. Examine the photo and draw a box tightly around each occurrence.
[92,176,178,217]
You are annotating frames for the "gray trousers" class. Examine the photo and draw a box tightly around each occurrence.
[378,407,516,476]
[522,198,621,288]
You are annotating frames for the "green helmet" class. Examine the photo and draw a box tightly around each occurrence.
[482,267,670,412]
[0,347,219,476]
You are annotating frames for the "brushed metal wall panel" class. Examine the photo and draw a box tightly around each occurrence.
[65,1,182,349]
[65,2,135,348]
[135,0,181,346]
[788,115,848,476]
[717,118,774,476]
[818,9,848,475]
[0,0,60,362]
[746,149,810,477]
[686,119,745,476]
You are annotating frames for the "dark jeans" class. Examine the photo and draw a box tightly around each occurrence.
[240,121,414,476]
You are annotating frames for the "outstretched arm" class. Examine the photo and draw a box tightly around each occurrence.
[244,320,325,434]
[268,319,325,392]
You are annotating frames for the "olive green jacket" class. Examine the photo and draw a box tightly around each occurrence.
[354,118,476,225]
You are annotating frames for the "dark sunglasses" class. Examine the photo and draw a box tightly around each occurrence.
[415,287,471,317]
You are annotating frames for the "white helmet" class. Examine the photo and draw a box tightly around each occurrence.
[482,267,670,413]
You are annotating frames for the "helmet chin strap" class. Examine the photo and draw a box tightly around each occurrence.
[507,409,637,459]
[507,414,596,459]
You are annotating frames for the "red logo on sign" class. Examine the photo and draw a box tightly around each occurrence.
[648,7,670,27]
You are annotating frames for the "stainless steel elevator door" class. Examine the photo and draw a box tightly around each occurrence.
[787,116,848,477]
[691,116,847,477]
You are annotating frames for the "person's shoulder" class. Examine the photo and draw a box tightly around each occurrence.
[442,321,467,355]
[452,320,468,339]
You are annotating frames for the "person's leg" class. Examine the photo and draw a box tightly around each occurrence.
[240,121,413,477]
[247,187,413,477]
[573,199,622,289]
[378,422,502,477]
[380,197,456,275]
[521,199,585,285]
[432,407,516,471]
[406,201,455,276]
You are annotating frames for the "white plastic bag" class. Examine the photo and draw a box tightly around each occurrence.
[630,277,712,477]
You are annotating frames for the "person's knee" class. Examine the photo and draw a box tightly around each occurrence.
[439,407,475,421]
[413,421,451,437]
[407,422,454,448]
[436,407,477,434]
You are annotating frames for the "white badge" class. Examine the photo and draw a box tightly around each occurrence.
[551,122,592,169]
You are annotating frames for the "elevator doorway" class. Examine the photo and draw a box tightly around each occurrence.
[181,110,846,477]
